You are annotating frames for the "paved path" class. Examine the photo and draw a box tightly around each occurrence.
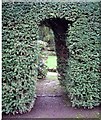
[2,72,101,119]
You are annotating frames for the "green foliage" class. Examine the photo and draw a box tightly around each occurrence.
[37,40,48,79]
[2,3,37,114]
[65,3,101,108]
[39,26,55,51]
[37,61,48,79]
[2,2,101,114]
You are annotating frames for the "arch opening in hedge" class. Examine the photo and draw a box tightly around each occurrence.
[39,18,74,85]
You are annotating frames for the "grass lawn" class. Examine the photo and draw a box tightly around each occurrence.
[46,56,57,69]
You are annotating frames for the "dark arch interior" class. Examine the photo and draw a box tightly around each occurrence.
[39,18,73,84]
[40,18,73,40]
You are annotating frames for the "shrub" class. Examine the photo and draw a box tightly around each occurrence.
[37,60,48,79]
[37,40,48,79]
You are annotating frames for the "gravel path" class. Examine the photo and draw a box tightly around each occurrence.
[2,72,101,119]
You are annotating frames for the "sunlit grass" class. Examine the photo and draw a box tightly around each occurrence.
[46,56,57,69]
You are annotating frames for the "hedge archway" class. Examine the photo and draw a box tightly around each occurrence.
[2,2,101,114]
[39,17,72,85]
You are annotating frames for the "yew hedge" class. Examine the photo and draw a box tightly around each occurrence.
[2,2,101,114]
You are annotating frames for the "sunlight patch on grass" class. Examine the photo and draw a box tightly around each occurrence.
[46,56,57,69]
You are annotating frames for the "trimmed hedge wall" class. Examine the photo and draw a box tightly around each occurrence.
[2,3,38,114]
[2,2,101,114]
[65,3,101,108]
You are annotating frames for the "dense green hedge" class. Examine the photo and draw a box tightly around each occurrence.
[65,3,101,108]
[2,2,101,114]
[2,3,38,114]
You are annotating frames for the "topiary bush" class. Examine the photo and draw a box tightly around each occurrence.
[2,2,101,114]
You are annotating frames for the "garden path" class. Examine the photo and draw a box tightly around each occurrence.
[2,72,101,119]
